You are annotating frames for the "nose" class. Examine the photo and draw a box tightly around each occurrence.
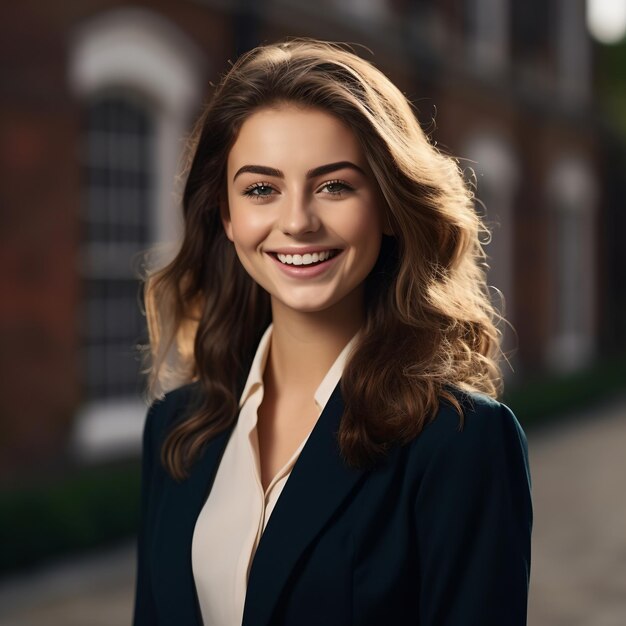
[278,191,321,236]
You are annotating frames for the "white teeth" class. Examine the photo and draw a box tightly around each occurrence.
[276,250,336,265]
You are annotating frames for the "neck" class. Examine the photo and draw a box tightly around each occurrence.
[266,291,365,397]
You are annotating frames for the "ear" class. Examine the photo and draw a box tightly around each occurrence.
[220,198,234,242]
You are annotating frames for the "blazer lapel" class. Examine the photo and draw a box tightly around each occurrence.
[152,419,235,626]
[242,381,368,626]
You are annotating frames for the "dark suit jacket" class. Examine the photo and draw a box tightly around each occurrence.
[133,381,532,626]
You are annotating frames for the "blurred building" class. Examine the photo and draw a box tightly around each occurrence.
[0,0,613,476]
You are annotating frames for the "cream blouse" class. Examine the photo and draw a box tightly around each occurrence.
[191,323,359,626]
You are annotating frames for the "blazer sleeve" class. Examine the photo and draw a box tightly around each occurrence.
[132,400,160,626]
[414,400,533,626]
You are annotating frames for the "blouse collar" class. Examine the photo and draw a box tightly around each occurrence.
[238,323,360,410]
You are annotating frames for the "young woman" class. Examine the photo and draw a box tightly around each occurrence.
[133,39,532,626]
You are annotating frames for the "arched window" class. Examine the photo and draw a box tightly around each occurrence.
[511,0,555,68]
[546,156,597,371]
[68,8,205,459]
[463,0,509,74]
[555,0,590,105]
[463,133,519,371]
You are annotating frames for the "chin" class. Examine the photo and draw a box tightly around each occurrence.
[273,294,341,314]
[283,301,336,314]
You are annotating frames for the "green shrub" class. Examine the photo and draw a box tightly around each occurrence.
[0,458,141,577]
[504,355,626,430]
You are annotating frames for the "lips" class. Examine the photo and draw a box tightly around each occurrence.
[273,249,339,266]
[265,246,343,268]
[268,248,343,278]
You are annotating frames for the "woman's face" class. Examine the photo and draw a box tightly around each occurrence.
[222,103,389,316]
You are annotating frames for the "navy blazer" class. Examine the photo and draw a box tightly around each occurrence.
[133,381,532,625]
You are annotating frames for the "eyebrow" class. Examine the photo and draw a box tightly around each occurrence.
[232,160,367,182]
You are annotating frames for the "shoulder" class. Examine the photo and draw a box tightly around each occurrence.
[406,388,530,485]
[403,389,533,537]
[423,387,526,449]
[407,390,533,619]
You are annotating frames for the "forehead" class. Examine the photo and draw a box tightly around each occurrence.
[227,104,365,172]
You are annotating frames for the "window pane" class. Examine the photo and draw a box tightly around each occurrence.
[80,94,153,401]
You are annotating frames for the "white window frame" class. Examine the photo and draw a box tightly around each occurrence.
[463,133,519,375]
[546,156,598,372]
[465,0,510,75]
[67,7,206,460]
[556,0,591,106]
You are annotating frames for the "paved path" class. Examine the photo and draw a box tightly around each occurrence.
[0,394,625,625]
[0,543,135,626]
[527,393,626,626]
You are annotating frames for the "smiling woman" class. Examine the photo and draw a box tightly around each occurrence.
[134,39,532,626]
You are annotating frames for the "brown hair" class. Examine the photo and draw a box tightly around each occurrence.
[142,38,507,481]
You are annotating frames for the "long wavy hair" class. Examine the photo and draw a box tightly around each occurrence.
[142,38,507,482]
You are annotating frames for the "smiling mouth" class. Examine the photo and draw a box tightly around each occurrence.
[269,249,342,267]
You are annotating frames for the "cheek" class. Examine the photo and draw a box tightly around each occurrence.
[339,200,384,246]
[228,207,270,248]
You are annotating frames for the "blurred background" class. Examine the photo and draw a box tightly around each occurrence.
[0,0,625,624]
